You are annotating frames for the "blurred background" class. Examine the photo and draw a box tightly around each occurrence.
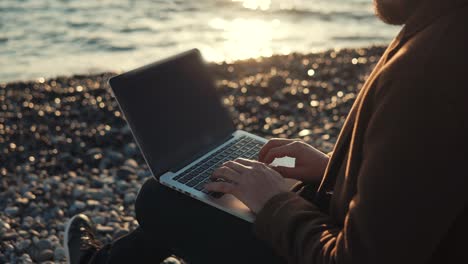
[0,0,400,83]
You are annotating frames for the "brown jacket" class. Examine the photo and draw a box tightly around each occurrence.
[254,0,468,263]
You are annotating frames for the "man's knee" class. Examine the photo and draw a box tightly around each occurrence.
[135,177,161,228]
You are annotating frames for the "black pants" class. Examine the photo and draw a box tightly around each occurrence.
[89,177,286,264]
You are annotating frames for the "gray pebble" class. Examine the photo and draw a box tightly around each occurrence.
[18,253,33,263]
[72,186,85,198]
[92,215,106,225]
[121,124,132,135]
[22,216,34,227]
[47,235,60,247]
[86,147,102,157]
[35,239,53,250]
[17,239,32,252]
[116,181,130,194]
[73,201,86,210]
[36,249,54,262]
[137,169,152,179]
[5,242,14,251]
[71,177,87,185]
[5,206,20,216]
[124,142,138,156]
[116,166,136,180]
[124,193,136,204]
[113,228,129,239]
[54,246,67,261]
[106,150,124,162]
[87,188,107,200]
[2,232,17,240]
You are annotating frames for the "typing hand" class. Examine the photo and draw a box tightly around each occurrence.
[204,158,288,214]
[258,138,329,183]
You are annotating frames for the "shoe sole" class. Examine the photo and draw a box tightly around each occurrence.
[64,214,86,264]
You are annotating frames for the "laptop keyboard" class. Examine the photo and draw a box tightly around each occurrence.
[172,136,264,198]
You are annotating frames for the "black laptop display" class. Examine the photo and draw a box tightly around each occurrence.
[109,50,235,178]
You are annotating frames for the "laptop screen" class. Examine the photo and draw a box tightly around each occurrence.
[109,49,236,178]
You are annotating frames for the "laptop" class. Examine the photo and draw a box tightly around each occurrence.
[108,49,298,222]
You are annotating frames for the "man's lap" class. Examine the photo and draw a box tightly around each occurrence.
[134,177,285,264]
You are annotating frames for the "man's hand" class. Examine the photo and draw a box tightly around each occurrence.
[204,158,289,214]
[258,138,329,183]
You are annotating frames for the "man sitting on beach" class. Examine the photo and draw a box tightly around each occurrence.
[63,0,468,263]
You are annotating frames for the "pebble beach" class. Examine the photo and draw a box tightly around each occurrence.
[0,46,385,263]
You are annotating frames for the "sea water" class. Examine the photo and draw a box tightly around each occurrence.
[0,0,400,82]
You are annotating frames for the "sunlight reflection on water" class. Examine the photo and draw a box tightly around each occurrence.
[233,0,272,10]
[204,18,282,61]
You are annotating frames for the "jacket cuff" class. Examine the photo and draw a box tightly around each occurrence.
[253,192,299,242]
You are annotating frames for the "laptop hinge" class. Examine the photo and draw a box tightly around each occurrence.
[171,134,234,173]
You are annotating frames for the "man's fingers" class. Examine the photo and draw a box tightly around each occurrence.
[268,165,293,177]
[258,138,297,162]
[234,158,258,167]
[263,144,294,164]
[204,181,236,194]
[223,160,250,173]
[212,166,240,183]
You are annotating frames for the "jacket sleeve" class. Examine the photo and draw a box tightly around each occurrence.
[253,70,468,263]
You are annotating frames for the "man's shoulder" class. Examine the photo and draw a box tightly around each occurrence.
[375,6,468,98]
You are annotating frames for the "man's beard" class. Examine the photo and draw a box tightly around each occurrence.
[374,0,423,25]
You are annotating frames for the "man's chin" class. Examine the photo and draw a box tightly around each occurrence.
[374,0,417,25]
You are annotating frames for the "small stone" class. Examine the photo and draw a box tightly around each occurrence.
[19,253,33,263]
[91,177,105,188]
[86,148,102,157]
[121,124,132,135]
[17,239,31,252]
[124,193,136,204]
[35,239,53,250]
[2,232,17,241]
[68,171,78,178]
[96,225,114,233]
[47,235,60,247]
[54,247,66,261]
[73,201,86,211]
[16,197,29,205]
[113,228,129,239]
[116,180,130,192]
[87,188,107,200]
[86,200,100,207]
[5,206,19,216]
[116,166,136,180]
[92,215,106,225]
[18,230,28,237]
[162,256,183,264]
[36,249,54,262]
[30,229,40,237]
[137,170,152,179]
[105,150,124,162]
[5,242,14,252]
[72,186,85,198]
[71,177,87,185]
[124,159,138,169]
[124,143,138,156]
[0,219,10,229]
